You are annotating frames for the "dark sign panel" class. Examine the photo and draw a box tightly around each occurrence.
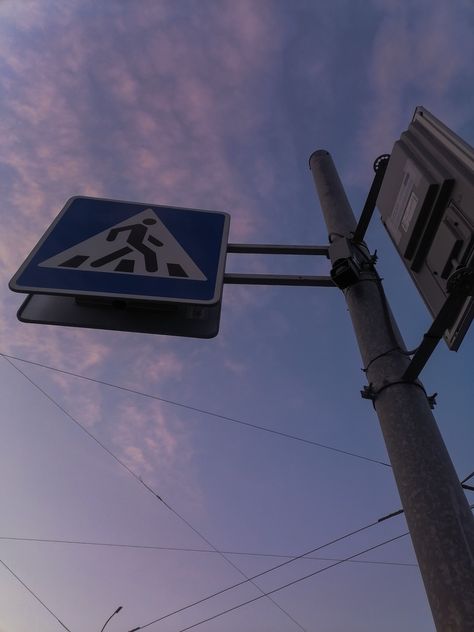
[377,107,474,350]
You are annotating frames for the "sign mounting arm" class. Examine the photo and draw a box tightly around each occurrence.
[225,242,333,286]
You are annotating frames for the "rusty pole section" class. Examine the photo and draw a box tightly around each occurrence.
[309,149,474,632]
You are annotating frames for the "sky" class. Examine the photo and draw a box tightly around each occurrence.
[0,1,473,631]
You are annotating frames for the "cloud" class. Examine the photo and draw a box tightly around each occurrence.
[348,0,474,184]
[126,349,186,390]
[0,0,293,370]
[0,0,297,495]
[0,0,48,30]
[223,358,248,376]
[110,397,198,499]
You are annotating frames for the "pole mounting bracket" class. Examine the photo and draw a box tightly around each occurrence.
[361,381,437,409]
[327,238,377,290]
[402,267,474,382]
[352,154,390,243]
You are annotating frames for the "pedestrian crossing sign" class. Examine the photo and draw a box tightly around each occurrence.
[10,196,230,338]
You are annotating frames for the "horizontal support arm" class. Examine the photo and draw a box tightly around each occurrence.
[224,273,335,287]
[227,243,329,256]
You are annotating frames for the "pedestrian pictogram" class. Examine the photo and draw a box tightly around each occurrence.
[39,209,207,281]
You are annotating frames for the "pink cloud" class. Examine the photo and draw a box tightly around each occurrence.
[223,358,248,376]
[0,0,291,496]
[109,398,201,505]
[123,445,149,471]
[127,350,185,389]
[348,0,474,184]
[0,0,48,31]
[0,0,288,276]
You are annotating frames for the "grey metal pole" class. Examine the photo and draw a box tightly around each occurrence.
[309,150,474,632]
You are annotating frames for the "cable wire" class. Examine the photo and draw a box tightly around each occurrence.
[4,354,472,630]
[126,509,403,631]
[2,355,307,632]
[0,535,417,567]
[129,531,409,632]
[0,352,390,467]
[138,479,308,632]
[0,557,72,631]
[2,355,142,483]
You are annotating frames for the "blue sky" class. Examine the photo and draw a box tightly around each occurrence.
[0,1,473,631]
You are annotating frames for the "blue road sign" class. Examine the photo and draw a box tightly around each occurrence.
[10,196,230,306]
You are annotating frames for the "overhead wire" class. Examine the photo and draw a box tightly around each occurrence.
[129,480,309,632]
[3,354,473,630]
[2,355,142,483]
[15,354,472,629]
[0,535,417,567]
[128,530,409,632]
[123,509,405,631]
[0,351,390,468]
[2,355,308,632]
[0,557,72,632]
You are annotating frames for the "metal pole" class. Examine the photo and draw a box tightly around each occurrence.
[309,150,474,631]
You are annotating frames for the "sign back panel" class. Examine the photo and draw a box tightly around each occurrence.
[17,293,222,338]
[377,107,474,350]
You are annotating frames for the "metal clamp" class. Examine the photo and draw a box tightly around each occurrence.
[361,381,437,409]
[328,238,376,290]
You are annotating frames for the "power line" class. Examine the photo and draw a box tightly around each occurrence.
[2,355,142,483]
[6,354,435,629]
[138,479,309,632]
[0,557,72,632]
[0,351,390,468]
[129,531,409,632]
[4,353,471,630]
[124,510,403,632]
[2,355,308,632]
[0,535,417,567]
